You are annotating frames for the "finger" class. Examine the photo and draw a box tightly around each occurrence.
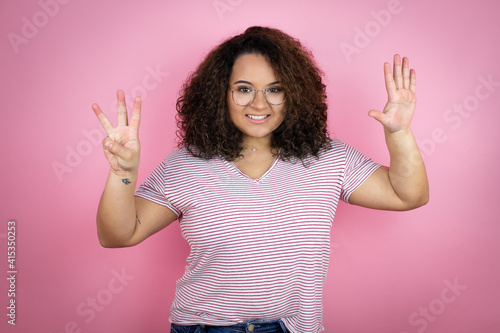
[117,90,128,126]
[129,96,141,131]
[368,109,388,125]
[101,137,117,162]
[402,57,410,90]
[409,68,416,93]
[393,54,403,89]
[384,62,397,97]
[92,103,115,135]
[103,137,132,161]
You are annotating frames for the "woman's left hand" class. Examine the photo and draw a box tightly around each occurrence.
[368,54,416,133]
[350,54,428,211]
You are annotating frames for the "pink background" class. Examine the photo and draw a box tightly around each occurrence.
[1,0,499,332]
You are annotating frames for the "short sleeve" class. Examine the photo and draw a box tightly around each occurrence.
[340,142,381,203]
[134,155,182,217]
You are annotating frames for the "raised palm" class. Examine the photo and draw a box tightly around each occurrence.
[369,54,417,133]
[92,90,141,174]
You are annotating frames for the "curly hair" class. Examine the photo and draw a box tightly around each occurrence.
[176,26,331,162]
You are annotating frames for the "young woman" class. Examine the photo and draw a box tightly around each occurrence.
[92,26,428,333]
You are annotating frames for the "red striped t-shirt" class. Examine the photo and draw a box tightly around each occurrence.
[135,139,380,333]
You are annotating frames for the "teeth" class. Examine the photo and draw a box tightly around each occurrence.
[247,115,268,120]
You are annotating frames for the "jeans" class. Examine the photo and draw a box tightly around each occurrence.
[171,319,289,333]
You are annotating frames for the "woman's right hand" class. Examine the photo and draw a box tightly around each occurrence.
[92,90,141,176]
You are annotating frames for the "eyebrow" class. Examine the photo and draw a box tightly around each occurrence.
[232,80,282,86]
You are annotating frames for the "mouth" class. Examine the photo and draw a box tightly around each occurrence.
[246,114,270,120]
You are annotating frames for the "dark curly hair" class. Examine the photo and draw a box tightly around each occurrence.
[176,26,331,162]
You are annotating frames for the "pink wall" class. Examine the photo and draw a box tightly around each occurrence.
[1,0,499,332]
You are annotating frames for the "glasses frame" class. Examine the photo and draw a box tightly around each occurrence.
[229,87,286,106]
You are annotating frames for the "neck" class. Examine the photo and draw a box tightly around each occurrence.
[241,136,271,152]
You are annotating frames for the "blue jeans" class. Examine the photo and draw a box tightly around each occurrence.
[171,319,289,333]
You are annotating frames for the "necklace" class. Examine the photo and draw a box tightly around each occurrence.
[243,145,267,152]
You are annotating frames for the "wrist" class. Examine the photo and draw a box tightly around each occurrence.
[384,127,413,139]
[109,169,138,183]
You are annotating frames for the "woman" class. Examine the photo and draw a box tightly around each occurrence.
[92,26,428,333]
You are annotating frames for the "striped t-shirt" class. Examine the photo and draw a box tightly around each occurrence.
[135,139,380,333]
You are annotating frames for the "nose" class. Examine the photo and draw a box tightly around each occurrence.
[250,89,267,109]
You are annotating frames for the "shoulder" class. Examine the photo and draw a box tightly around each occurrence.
[313,138,348,162]
[322,138,374,164]
[161,146,223,175]
[302,138,375,172]
[327,138,347,153]
[284,139,347,170]
[163,146,205,164]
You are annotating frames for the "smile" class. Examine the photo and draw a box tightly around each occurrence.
[246,114,269,120]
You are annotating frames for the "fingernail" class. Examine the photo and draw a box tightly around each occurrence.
[105,142,113,150]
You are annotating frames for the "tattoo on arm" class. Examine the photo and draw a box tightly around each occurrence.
[122,178,131,185]
[136,215,141,224]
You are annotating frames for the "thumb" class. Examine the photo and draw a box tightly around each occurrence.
[103,137,130,160]
[368,109,387,125]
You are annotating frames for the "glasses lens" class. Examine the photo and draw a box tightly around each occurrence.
[233,87,254,106]
[232,87,286,106]
[265,87,285,105]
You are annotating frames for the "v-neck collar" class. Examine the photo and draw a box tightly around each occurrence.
[223,157,279,182]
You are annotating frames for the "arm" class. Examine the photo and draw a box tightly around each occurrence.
[349,55,429,211]
[93,90,177,248]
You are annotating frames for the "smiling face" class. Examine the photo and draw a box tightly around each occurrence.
[227,53,286,148]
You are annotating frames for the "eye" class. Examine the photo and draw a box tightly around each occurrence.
[267,87,283,94]
[236,86,253,93]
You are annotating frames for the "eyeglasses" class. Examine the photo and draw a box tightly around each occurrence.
[230,86,286,106]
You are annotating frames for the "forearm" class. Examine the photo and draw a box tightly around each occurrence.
[385,128,429,208]
[96,170,139,247]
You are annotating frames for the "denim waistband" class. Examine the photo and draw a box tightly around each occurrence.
[171,319,288,333]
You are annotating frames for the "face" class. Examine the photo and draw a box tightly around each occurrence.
[227,54,286,146]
